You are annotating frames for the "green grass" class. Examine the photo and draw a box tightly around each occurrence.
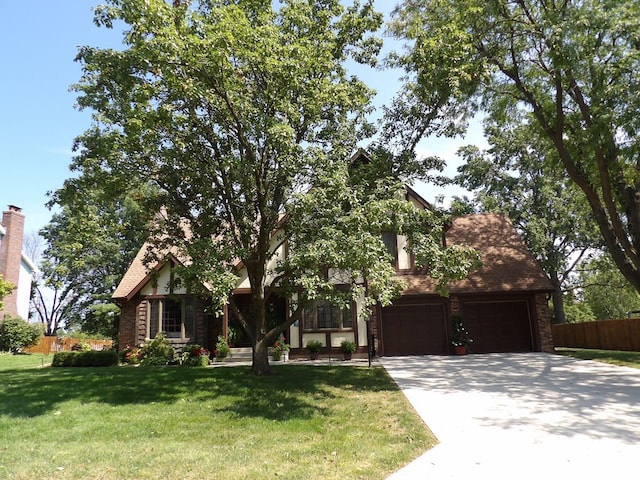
[555,347,640,368]
[0,355,436,480]
[0,352,53,370]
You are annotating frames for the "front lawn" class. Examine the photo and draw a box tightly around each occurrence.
[0,352,53,370]
[555,347,640,369]
[0,356,436,479]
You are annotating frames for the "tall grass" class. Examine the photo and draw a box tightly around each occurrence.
[0,357,435,480]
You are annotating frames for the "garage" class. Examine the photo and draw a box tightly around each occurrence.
[461,300,535,353]
[380,301,448,355]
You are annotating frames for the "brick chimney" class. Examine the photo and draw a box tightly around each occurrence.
[0,205,25,317]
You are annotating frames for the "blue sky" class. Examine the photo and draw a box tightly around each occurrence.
[0,1,480,237]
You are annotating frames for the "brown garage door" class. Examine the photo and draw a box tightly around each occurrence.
[462,300,534,353]
[381,302,448,355]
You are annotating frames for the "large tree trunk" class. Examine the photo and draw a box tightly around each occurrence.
[252,337,271,375]
[247,257,273,375]
[550,276,566,324]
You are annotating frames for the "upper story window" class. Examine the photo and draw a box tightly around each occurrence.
[303,299,353,331]
[382,232,415,271]
[382,232,397,266]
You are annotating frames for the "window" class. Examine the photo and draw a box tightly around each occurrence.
[147,297,196,339]
[382,232,397,265]
[303,299,353,331]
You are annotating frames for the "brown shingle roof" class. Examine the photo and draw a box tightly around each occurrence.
[114,212,551,300]
[400,213,552,295]
[112,243,156,300]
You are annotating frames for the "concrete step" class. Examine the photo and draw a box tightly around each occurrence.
[216,347,252,363]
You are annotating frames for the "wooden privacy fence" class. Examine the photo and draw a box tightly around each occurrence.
[552,318,640,351]
[25,337,113,355]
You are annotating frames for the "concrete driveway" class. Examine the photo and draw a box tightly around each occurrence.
[381,353,640,479]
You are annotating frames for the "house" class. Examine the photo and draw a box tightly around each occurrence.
[375,212,554,355]
[113,185,554,357]
[0,205,37,319]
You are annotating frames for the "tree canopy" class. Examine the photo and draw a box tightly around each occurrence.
[37,188,152,336]
[68,0,480,374]
[576,254,640,321]
[388,0,640,293]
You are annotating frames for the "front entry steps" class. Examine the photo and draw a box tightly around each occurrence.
[216,347,252,363]
[215,347,290,364]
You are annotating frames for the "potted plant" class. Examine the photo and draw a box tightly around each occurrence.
[306,340,323,360]
[272,333,290,361]
[340,340,356,360]
[214,335,230,360]
[451,315,472,355]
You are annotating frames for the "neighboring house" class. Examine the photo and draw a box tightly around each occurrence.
[0,205,37,319]
[113,184,554,357]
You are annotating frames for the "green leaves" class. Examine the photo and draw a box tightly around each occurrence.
[0,276,15,312]
[389,0,640,294]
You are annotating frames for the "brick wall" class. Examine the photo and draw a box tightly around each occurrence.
[118,297,213,351]
[0,206,25,317]
[118,298,142,348]
[535,293,554,353]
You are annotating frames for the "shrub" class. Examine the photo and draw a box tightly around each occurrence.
[71,342,91,352]
[140,355,170,366]
[181,344,211,366]
[0,316,42,354]
[214,335,230,359]
[305,340,323,353]
[119,345,142,365]
[340,340,356,353]
[52,350,118,367]
[139,333,175,365]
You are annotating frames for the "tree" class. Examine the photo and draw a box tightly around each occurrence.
[453,120,601,323]
[388,0,640,293]
[577,254,640,320]
[0,275,15,313]
[37,189,152,336]
[0,315,42,354]
[71,0,479,375]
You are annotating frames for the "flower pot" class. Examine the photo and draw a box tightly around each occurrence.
[454,346,467,356]
[343,352,353,361]
[309,352,319,360]
[273,351,282,361]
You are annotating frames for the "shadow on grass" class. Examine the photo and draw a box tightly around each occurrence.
[0,364,395,421]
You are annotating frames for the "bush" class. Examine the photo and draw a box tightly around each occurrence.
[340,340,356,353]
[181,344,211,366]
[140,355,170,366]
[71,342,91,352]
[52,350,118,367]
[214,335,230,359]
[119,345,142,365]
[0,316,42,354]
[139,333,175,365]
[305,340,323,353]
